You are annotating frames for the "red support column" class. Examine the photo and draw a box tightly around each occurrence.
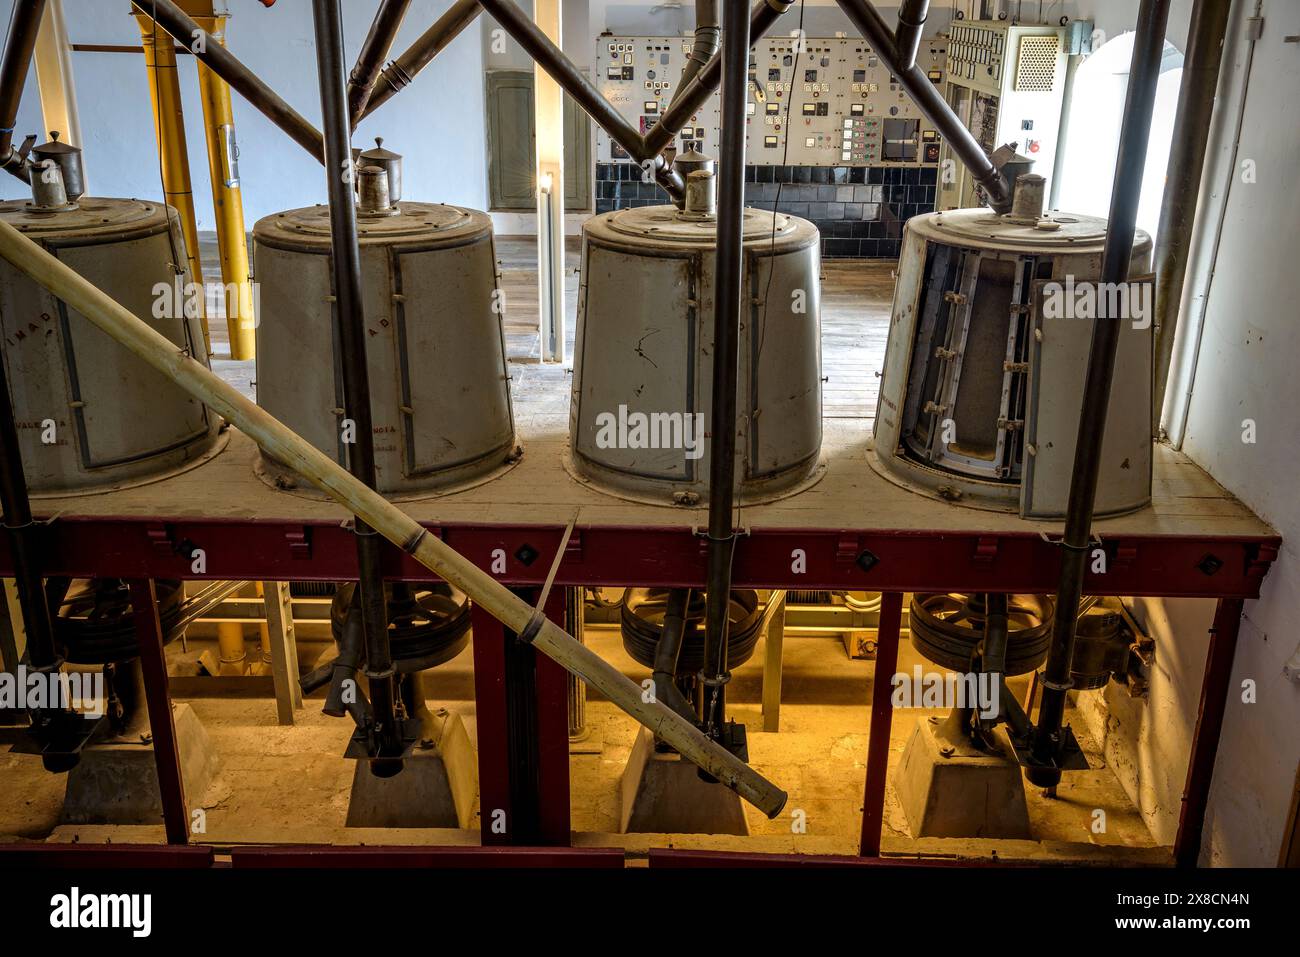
[470,587,571,846]
[1174,597,1244,868]
[535,587,572,844]
[128,578,188,845]
[859,590,903,856]
[470,601,510,844]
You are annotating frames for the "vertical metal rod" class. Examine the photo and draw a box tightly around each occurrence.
[128,578,189,844]
[701,0,750,737]
[859,591,903,856]
[0,329,62,732]
[347,0,412,126]
[0,0,47,181]
[895,0,929,71]
[644,0,789,158]
[1174,597,1243,868]
[1030,0,1172,786]
[1151,0,1231,432]
[311,0,401,758]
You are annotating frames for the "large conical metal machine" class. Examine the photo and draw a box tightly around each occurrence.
[568,157,823,506]
[0,135,223,496]
[253,141,518,498]
[870,173,1155,519]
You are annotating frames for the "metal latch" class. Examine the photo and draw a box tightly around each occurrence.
[220,124,240,188]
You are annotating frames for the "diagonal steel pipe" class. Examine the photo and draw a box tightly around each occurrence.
[130,0,324,161]
[347,0,413,125]
[359,0,482,123]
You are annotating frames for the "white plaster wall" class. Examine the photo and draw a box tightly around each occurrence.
[1072,0,1300,865]
[1174,0,1300,866]
[1077,597,1215,847]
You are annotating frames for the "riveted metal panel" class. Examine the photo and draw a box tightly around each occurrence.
[569,205,822,504]
[252,202,517,497]
[0,198,219,495]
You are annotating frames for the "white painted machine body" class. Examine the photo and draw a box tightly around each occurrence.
[252,202,517,497]
[871,207,1154,519]
[0,197,221,496]
[570,204,822,504]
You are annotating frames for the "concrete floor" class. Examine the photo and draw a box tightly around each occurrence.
[1,618,1165,863]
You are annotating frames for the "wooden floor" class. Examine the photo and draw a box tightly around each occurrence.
[150,235,1270,539]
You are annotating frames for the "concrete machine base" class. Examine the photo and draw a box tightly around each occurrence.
[61,703,218,825]
[895,715,1032,840]
[346,707,477,829]
[619,727,749,835]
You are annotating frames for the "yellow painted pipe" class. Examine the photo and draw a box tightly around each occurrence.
[215,620,248,676]
[252,581,272,676]
[0,218,789,819]
[133,12,211,355]
[191,11,257,360]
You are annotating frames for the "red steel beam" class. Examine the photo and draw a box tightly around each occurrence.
[648,848,1027,867]
[859,590,903,856]
[129,578,190,845]
[230,844,621,868]
[1174,597,1245,868]
[0,842,214,867]
[471,586,571,846]
[0,519,1279,601]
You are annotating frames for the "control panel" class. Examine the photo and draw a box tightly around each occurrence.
[595,35,720,162]
[594,33,947,167]
[748,35,947,166]
[937,20,1069,209]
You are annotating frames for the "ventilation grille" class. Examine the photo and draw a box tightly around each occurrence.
[1014,35,1060,91]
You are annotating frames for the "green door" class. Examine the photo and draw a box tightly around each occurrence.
[486,70,591,213]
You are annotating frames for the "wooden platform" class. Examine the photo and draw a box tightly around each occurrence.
[13,248,1277,599]
[32,419,1274,541]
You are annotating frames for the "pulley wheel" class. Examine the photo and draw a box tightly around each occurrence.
[330,582,471,673]
[620,588,762,674]
[47,578,185,665]
[908,592,1054,675]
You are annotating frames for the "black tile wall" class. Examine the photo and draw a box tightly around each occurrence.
[592,162,938,259]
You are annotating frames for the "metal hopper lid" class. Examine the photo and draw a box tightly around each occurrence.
[359,136,401,164]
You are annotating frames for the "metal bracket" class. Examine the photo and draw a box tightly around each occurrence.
[146,523,175,555]
[284,526,312,560]
[1246,542,1279,582]
[973,536,999,565]
[1006,724,1090,773]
